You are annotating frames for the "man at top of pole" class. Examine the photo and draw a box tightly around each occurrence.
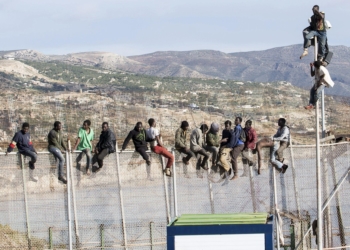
[300,5,327,61]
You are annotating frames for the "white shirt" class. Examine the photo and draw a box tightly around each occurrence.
[317,66,334,88]
[146,127,159,147]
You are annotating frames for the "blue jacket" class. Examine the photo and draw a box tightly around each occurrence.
[226,124,244,148]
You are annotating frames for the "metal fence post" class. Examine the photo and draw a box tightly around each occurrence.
[115,144,128,250]
[68,140,80,248]
[20,154,32,249]
[49,227,53,249]
[66,151,73,250]
[100,224,105,249]
[171,149,178,218]
[150,221,154,250]
[160,146,171,223]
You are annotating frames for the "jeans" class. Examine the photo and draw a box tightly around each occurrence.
[177,148,195,162]
[152,146,174,168]
[309,85,325,106]
[92,148,109,168]
[270,142,283,169]
[304,29,327,57]
[204,145,219,165]
[49,147,65,177]
[76,148,92,170]
[194,148,210,170]
[21,150,37,169]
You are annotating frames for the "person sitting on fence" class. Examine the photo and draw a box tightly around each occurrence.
[72,120,95,175]
[270,118,289,174]
[48,121,67,184]
[121,122,151,166]
[206,122,227,173]
[6,122,38,182]
[146,118,174,177]
[304,60,334,110]
[300,5,327,61]
[190,123,210,178]
[93,122,116,173]
[241,120,257,177]
[227,117,245,181]
[175,121,195,167]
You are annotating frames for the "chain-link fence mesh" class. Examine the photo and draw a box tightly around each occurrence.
[1,142,350,249]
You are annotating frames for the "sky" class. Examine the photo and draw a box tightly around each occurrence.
[1,0,349,56]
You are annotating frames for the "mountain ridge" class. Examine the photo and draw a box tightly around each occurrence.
[2,44,350,96]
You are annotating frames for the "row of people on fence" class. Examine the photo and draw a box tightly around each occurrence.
[6,117,290,183]
[6,120,116,184]
[122,117,290,179]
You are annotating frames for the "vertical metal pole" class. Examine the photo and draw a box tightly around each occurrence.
[68,140,80,248]
[115,145,128,250]
[66,151,73,250]
[273,167,280,250]
[321,91,326,138]
[208,176,215,214]
[100,224,105,250]
[49,227,53,249]
[159,137,171,223]
[20,155,32,249]
[314,36,323,250]
[248,165,257,213]
[150,221,154,250]
[171,149,178,217]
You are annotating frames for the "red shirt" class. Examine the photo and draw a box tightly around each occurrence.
[244,127,257,149]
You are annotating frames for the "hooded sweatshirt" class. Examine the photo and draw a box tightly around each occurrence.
[122,126,148,150]
[206,123,220,147]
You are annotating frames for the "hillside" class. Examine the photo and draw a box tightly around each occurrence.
[2,45,350,97]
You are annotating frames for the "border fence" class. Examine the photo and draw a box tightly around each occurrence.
[1,142,350,250]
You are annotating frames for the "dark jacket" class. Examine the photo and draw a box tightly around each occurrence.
[7,131,34,153]
[48,129,67,151]
[122,127,148,150]
[220,129,231,147]
[96,128,116,153]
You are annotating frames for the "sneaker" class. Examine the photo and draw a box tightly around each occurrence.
[304,104,313,110]
[58,176,67,184]
[282,164,288,174]
[29,162,35,170]
[182,157,189,165]
[146,160,151,166]
[95,166,102,173]
[300,49,308,59]
[164,168,171,177]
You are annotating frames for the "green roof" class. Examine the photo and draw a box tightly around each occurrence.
[171,213,268,226]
